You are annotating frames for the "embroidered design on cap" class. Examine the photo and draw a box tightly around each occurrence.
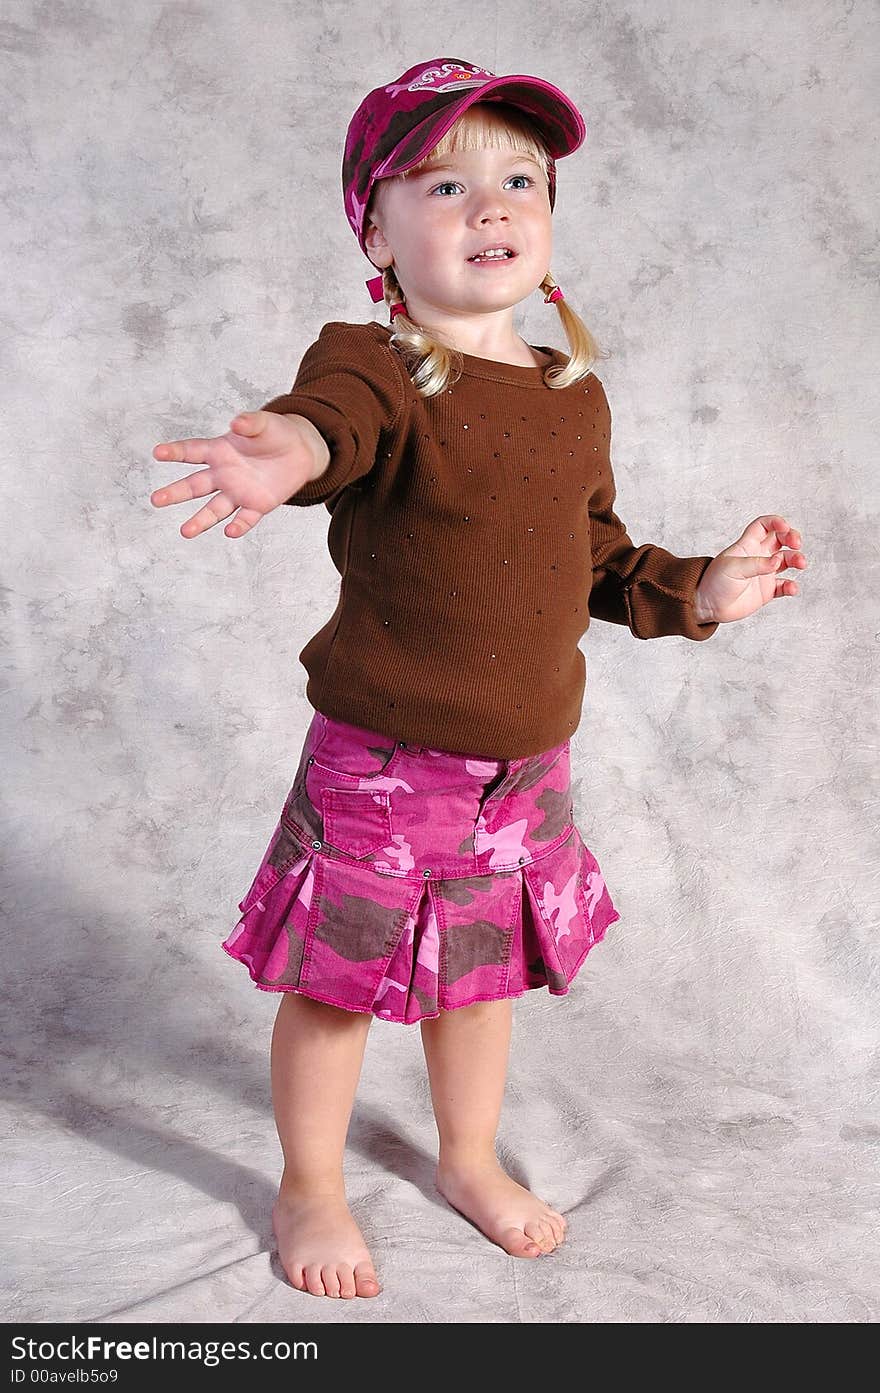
[386,62,496,97]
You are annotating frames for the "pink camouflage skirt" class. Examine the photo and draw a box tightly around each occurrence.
[221,711,621,1024]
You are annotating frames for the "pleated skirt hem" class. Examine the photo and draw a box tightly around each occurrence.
[221,926,614,1022]
[221,821,620,1025]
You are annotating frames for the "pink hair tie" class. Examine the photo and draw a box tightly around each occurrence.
[365,275,406,321]
[544,286,565,304]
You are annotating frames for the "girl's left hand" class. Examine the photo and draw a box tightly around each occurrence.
[694,515,807,624]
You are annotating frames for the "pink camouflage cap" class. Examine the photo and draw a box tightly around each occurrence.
[342,58,587,301]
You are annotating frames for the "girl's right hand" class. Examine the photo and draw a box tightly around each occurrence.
[150,411,324,539]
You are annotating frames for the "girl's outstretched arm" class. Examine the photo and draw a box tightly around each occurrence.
[150,410,330,539]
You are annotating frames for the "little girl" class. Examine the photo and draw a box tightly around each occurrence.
[150,58,806,1302]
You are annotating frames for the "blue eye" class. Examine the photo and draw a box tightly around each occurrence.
[431,174,535,196]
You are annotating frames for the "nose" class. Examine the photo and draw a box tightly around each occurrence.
[472,204,511,230]
[466,187,514,225]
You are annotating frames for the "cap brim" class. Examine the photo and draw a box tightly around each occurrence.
[375,74,586,180]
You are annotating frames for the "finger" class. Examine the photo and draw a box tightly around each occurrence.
[740,515,802,554]
[150,466,219,509]
[152,436,217,464]
[726,553,785,582]
[178,493,238,539]
[151,431,218,507]
[223,507,264,538]
[767,549,808,571]
[228,412,263,434]
[745,551,807,579]
[758,552,791,575]
[773,578,800,599]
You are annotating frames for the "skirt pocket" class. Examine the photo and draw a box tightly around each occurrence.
[301,715,404,861]
[322,787,394,860]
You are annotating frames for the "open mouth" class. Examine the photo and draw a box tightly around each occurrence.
[467,249,518,265]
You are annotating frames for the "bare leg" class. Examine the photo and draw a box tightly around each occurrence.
[420,998,567,1258]
[270,991,381,1298]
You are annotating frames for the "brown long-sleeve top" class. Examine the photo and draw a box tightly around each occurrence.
[260,320,718,758]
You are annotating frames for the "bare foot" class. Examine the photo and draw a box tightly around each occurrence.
[436,1157,568,1258]
[272,1188,381,1298]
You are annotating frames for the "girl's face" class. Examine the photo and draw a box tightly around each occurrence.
[365,144,552,326]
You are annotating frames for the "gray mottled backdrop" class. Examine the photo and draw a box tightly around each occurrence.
[3,1,877,1323]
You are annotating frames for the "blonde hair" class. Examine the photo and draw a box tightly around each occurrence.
[365,101,607,396]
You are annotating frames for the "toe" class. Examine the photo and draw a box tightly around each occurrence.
[500,1225,542,1258]
[288,1265,306,1292]
[539,1198,568,1245]
[321,1264,341,1298]
[354,1262,381,1296]
[524,1219,556,1254]
[303,1263,325,1297]
[337,1264,357,1299]
[547,1212,567,1245]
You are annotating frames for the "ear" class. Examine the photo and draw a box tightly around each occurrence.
[364,219,390,256]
